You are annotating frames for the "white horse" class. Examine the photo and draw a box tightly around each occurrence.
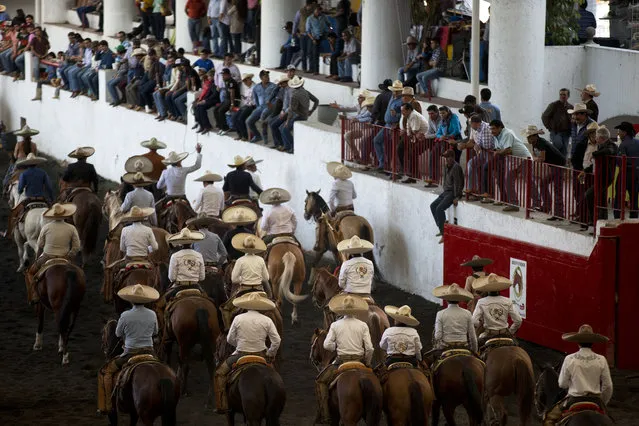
[10,183,47,272]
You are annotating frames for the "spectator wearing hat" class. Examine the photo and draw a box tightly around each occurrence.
[280,76,318,153]
[278,21,300,69]
[329,88,370,117]
[372,79,393,126]
[577,84,600,121]
[397,36,420,85]
[335,29,359,82]
[185,0,207,53]
[569,103,595,175]
[234,73,256,140]
[326,162,356,213]
[373,80,404,170]
[431,283,477,354]
[246,70,276,143]
[416,38,446,97]
[397,102,429,183]
[259,188,296,244]
[259,77,286,144]
[294,0,316,72]
[380,304,422,367]
[343,96,375,164]
[431,150,463,243]
[123,48,147,108]
[0,5,10,22]
[613,121,639,219]
[306,5,329,75]
[582,122,600,176]
[268,76,295,148]
[581,126,616,226]
[213,67,239,134]
[193,171,225,217]
[541,88,573,157]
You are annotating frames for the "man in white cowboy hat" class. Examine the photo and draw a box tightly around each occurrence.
[61,147,98,199]
[542,324,613,426]
[326,161,356,213]
[568,103,595,176]
[186,215,228,267]
[315,294,373,424]
[193,171,225,218]
[280,75,318,153]
[214,291,281,414]
[25,203,81,304]
[329,88,370,117]
[140,137,167,182]
[97,284,159,415]
[157,143,202,205]
[343,96,376,163]
[120,172,158,227]
[259,188,296,245]
[577,84,600,121]
[337,236,374,299]
[460,255,493,313]
[165,227,206,301]
[244,157,262,201]
[432,283,478,354]
[223,155,263,204]
[471,273,522,347]
[221,205,258,261]
[380,304,423,366]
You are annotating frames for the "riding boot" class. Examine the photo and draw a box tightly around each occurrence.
[220,300,234,331]
[53,86,61,99]
[314,381,331,424]
[543,402,563,426]
[31,87,42,101]
[103,371,114,412]
[214,363,230,414]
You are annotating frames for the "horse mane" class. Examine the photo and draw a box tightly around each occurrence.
[101,318,121,359]
[310,192,330,218]
[539,363,566,410]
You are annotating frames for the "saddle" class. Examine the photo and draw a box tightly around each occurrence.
[557,402,606,425]
[332,210,356,231]
[480,337,517,360]
[388,362,416,371]
[431,348,481,374]
[163,289,207,335]
[269,236,299,247]
[61,186,92,203]
[15,200,48,224]
[228,355,271,387]
[34,258,71,282]
[115,354,162,395]
[329,362,372,390]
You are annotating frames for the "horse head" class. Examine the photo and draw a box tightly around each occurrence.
[310,328,334,372]
[534,362,566,419]
[304,189,326,221]
[101,319,122,360]
[310,267,338,309]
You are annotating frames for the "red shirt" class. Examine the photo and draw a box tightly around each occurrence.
[198,79,212,101]
[185,0,207,19]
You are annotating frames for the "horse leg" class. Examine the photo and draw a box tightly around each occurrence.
[442,403,457,426]
[178,345,191,396]
[33,303,45,351]
[107,408,118,426]
[15,231,25,272]
[432,399,441,426]
[129,410,139,425]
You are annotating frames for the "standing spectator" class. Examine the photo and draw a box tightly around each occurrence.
[213,67,238,134]
[397,102,429,183]
[371,79,393,126]
[107,46,128,106]
[227,0,247,61]
[373,80,403,171]
[137,0,154,37]
[479,88,501,122]
[569,103,595,173]
[207,0,222,57]
[463,114,494,199]
[401,87,422,114]
[334,0,351,52]
[280,76,318,153]
[152,0,167,40]
[185,0,207,54]
[214,53,240,88]
[234,73,256,141]
[430,150,464,243]
[244,0,259,43]
[397,36,420,85]
[294,0,316,72]
[77,0,100,30]
[577,1,596,44]
[584,126,617,224]
[577,84,599,121]
[278,21,299,70]
[541,88,573,157]
[193,48,214,71]
[336,29,359,82]
[193,70,219,134]
[306,5,329,75]
[247,70,276,143]
[613,122,639,219]
[218,0,231,55]
[425,104,441,138]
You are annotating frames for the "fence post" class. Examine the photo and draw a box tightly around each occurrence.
[593,157,600,225]
[525,159,532,219]
[340,115,345,164]
[621,155,627,220]
[391,128,397,181]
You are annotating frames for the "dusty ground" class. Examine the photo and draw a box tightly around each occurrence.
[0,151,637,425]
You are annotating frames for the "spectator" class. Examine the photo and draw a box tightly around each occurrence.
[137,0,154,37]
[214,53,240,88]
[0,24,16,73]
[107,46,128,106]
[479,88,501,122]
[584,126,617,224]
[459,95,490,136]
[334,0,351,51]
[613,122,639,219]
[234,73,256,140]
[58,33,82,90]
[244,0,259,43]
[207,0,222,57]
[83,40,114,101]
[137,47,163,112]
[185,0,207,54]
[417,38,446,97]
[214,67,238,134]
[306,5,329,75]
[294,0,316,72]
[278,21,300,70]
[408,39,432,88]
[124,48,147,107]
[371,79,393,126]
[577,1,596,44]
[117,31,131,51]
[329,88,369,117]
[247,70,276,143]
[15,26,49,80]
[582,122,600,175]
[68,38,94,98]
[9,24,30,81]
[401,87,422,114]
[373,80,403,171]
[174,60,201,122]
[336,29,359,83]
[425,104,441,138]
[193,70,219,134]
[261,77,288,145]
[397,102,429,183]
[218,0,232,55]
[280,76,318,153]
[344,96,375,164]
[541,88,573,157]
[463,114,494,200]
[269,76,294,149]
[430,149,464,244]
[76,0,100,30]
[325,32,340,80]
[285,64,297,80]
[193,48,214,71]
[397,36,420,85]
[227,0,247,60]
[31,52,60,101]
[435,106,463,162]
[569,103,595,173]
[577,84,599,121]
[152,0,167,40]
[0,5,10,22]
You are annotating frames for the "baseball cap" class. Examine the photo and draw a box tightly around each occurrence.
[222,67,231,74]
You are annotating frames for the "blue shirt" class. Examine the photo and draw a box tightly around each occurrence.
[193,58,214,72]
[0,12,10,22]
[436,114,462,139]
[479,101,501,122]
[18,166,54,202]
[66,42,80,57]
[252,81,276,108]
[115,305,158,352]
[283,33,300,49]
[383,96,402,127]
[97,49,115,69]
[305,14,329,39]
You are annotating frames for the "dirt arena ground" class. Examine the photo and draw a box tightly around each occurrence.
[0,152,637,425]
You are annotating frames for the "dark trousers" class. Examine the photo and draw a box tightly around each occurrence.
[309,37,324,73]
[279,46,299,68]
[329,51,339,76]
[213,100,231,130]
[138,80,156,107]
[141,10,152,36]
[195,99,216,129]
[430,190,455,233]
[152,13,166,40]
[234,105,255,139]
[231,33,242,55]
[299,35,310,71]
[614,171,639,219]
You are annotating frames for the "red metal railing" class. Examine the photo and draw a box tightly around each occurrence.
[594,155,639,222]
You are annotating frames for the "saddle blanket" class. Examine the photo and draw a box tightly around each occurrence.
[115,355,162,392]
[387,362,415,371]
[35,258,71,282]
[229,355,271,387]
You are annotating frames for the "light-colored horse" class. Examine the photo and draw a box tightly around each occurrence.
[10,182,46,272]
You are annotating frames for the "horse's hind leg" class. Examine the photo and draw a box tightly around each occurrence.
[33,303,44,350]
[432,399,441,426]
[177,345,191,396]
[442,403,457,426]
[128,411,139,425]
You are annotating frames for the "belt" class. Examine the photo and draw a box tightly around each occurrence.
[204,262,219,267]
[176,281,198,285]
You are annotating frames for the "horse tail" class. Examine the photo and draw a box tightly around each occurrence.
[368,311,383,364]
[515,357,535,423]
[360,377,382,425]
[196,309,215,368]
[279,251,308,305]
[462,364,483,422]
[358,221,383,283]
[159,377,177,426]
[409,381,426,425]
[82,199,102,255]
[58,267,80,335]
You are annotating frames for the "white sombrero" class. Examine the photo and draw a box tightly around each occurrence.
[576,84,600,97]
[326,161,352,180]
[194,170,223,182]
[15,153,46,167]
[567,103,592,115]
[140,137,167,150]
[288,75,305,89]
[328,293,368,316]
[388,80,404,91]
[228,155,248,168]
[14,125,40,136]
[259,188,291,205]
[124,155,153,174]
[384,305,420,326]
[432,283,473,303]
[122,172,156,187]
[245,156,263,167]
[337,236,373,255]
[562,324,609,344]
[231,233,266,254]
[68,146,95,159]
[43,203,76,219]
[233,291,276,311]
[117,284,160,304]
[120,206,155,223]
[241,73,255,81]
[522,125,545,138]
[472,273,513,292]
[168,228,205,245]
[361,96,376,108]
[222,205,257,226]
[162,151,189,165]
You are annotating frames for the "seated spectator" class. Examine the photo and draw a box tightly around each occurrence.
[58,32,82,89]
[107,45,128,105]
[397,102,429,183]
[373,81,403,171]
[136,47,163,112]
[417,37,446,97]
[163,58,189,120]
[67,38,94,98]
[10,24,30,80]
[329,88,369,118]
[124,47,147,107]
[278,21,299,70]
[234,73,256,141]
[77,0,101,30]
[154,53,179,120]
[262,77,288,145]
[193,70,220,134]
[397,36,420,85]
[435,106,462,162]
[213,67,239,134]
[31,52,59,101]
[173,60,201,122]
[83,40,115,101]
[325,32,341,80]
[16,26,49,81]
[185,0,207,53]
[430,149,464,244]
[0,5,10,22]
[479,88,501,122]
[336,29,359,83]
[269,76,294,149]
[246,70,276,143]
[193,48,214,71]
[280,76,318,153]
[0,23,17,74]
[461,114,494,200]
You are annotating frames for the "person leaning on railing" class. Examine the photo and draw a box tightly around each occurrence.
[612,122,639,220]
[460,114,494,201]
[583,126,617,226]
[397,103,429,184]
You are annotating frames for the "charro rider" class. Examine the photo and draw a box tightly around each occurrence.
[221,205,258,261]
[461,255,493,313]
[222,155,263,205]
[120,171,158,227]
[139,137,167,182]
[315,294,374,424]
[25,203,81,304]
[60,146,98,200]
[337,236,374,300]
[432,283,478,355]
[471,273,522,347]
[327,161,356,213]
[213,291,281,414]
[164,227,206,302]
[245,157,263,202]
[259,187,297,245]
[543,324,613,426]
[156,143,202,211]
[186,215,228,269]
[4,125,39,188]
[119,154,154,201]
[193,170,225,218]
[97,284,159,415]
[380,304,423,367]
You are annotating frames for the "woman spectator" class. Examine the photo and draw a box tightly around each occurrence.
[435,106,463,161]
[227,0,248,61]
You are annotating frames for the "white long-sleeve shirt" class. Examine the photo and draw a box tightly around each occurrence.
[157,153,202,196]
[472,295,522,335]
[120,187,157,227]
[558,347,613,403]
[329,178,356,210]
[168,248,205,282]
[248,170,261,199]
[380,327,423,359]
[227,310,281,357]
[400,110,430,134]
[338,257,374,294]
[260,204,297,236]
[231,253,269,286]
[193,184,225,217]
[119,222,158,258]
[434,304,478,352]
[324,316,373,364]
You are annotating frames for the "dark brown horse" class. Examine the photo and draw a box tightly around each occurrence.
[429,353,485,425]
[484,345,535,425]
[102,320,181,426]
[310,329,383,426]
[29,262,86,365]
[266,243,308,325]
[157,199,195,234]
[114,267,164,314]
[382,367,435,425]
[215,335,287,425]
[59,181,103,265]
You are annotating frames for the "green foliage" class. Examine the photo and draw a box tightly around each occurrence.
[546,0,583,45]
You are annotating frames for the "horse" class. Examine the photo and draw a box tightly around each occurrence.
[10,188,46,272]
[113,267,164,314]
[310,328,383,426]
[29,262,86,365]
[483,344,535,425]
[157,198,195,234]
[215,334,287,425]
[429,353,485,425]
[382,366,435,425]
[267,242,309,325]
[535,363,613,426]
[309,267,389,365]
[102,320,181,426]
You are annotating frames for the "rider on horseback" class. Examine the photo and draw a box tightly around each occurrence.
[337,236,374,301]
[156,143,202,213]
[97,284,160,415]
[259,188,297,245]
[245,157,262,201]
[315,294,374,424]
[25,203,80,304]
[461,255,493,313]
[9,154,52,237]
[380,304,423,367]
[60,146,98,200]
[186,215,228,267]
[120,172,158,227]
[432,283,478,355]
[543,325,613,426]
[164,227,206,301]
[214,291,281,414]
[327,161,356,213]
[223,155,263,205]
[119,155,154,200]
[471,273,522,348]
[3,125,39,189]
[221,205,258,261]
[193,171,225,218]
[140,138,168,201]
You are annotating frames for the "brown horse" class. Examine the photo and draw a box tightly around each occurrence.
[114,268,164,314]
[267,242,309,325]
[309,267,389,365]
[157,198,195,233]
[310,329,383,426]
[29,262,86,365]
[161,296,220,407]
[429,353,485,425]
[102,320,181,426]
[484,345,535,425]
[59,180,103,265]
[382,367,435,425]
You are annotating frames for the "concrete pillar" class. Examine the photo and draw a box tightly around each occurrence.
[260,0,299,68]
[35,0,42,24]
[41,0,68,23]
[488,0,546,130]
[24,52,33,82]
[103,0,137,38]
[360,0,404,91]
[175,0,190,51]
[99,69,117,103]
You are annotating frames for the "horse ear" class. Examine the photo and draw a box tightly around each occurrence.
[306,190,309,195]
[313,327,321,336]
[317,189,321,194]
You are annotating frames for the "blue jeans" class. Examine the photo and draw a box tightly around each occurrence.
[338,56,358,79]
[430,191,455,233]
[67,65,86,91]
[269,115,286,147]
[280,46,299,68]
[280,116,304,151]
[188,18,202,46]
[0,49,15,72]
[14,52,25,74]
[165,91,182,116]
[549,131,570,158]
[175,91,188,118]
[81,69,96,94]
[107,76,123,103]
[398,64,420,83]
[373,129,387,169]
[417,69,443,95]
[244,8,256,40]
[217,21,231,54]
[246,105,266,140]
[60,63,73,86]
[138,79,157,107]
[231,33,242,55]
[209,18,221,56]
[153,90,167,116]
[77,6,96,27]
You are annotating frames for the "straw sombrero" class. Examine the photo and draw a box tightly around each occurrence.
[460,255,493,268]
[586,122,599,134]
[14,125,39,136]
[432,283,473,303]
[358,89,371,98]
[124,155,153,174]
[222,205,257,226]
[245,156,263,167]
[162,151,189,165]
[259,188,291,205]
[384,305,419,326]
[522,125,545,138]
[576,84,600,97]
[326,161,352,180]
[328,293,368,316]
[361,96,376,108]
[228,155,248,168]
[562,324,609,344]
[388,80,404,91]
[337,236,373,255]
[241,73,255,81]
[43,203,76,219]
[122,171,156,187]
[117,284,160,304]
[15,153,46,167]
[0,5,6,13]
[231,233,266,254]
[194,170,223,182]
[567,103,592,115]
[120,206,155,223]
[233,291,276,311]
[140,137,167,150]
[168,228,205,245]
[186,214,220,228]
[472,273,513,292]
[288,75,305,89]
[68,146,95,159]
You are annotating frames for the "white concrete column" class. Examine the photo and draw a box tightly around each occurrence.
[260,0,299,68]
[175,0,190,51]
[99,69,117,103]
[488,0,546,130]
[24,52,33,82]
[35,0,42,24]
[41,0,68,23]
[360,0,404,91]
[103,0,137,38]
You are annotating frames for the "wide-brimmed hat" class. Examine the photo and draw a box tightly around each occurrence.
[288,75,305,89]
[277,76,290,85]
[228,155,248,168]
[15,153,46,167]
[43,203,76,219]
[388,80,404,91]
[124,155,153,173]
[337,235,373,255]
[132,47,147,56]
[122,171,156,187]
[68,146,95,159]
[615,121,637,137]
[241,73,254,81]
[117,284,160,304]
[259,188,291,205]
[522,125,545,138]
[140,137,167,150]
[460,255,493,268]
[245,156,263,167]
[576,84,600,97]
[586,122,599,134]
[186,214,220,228]
[0,5,6,13]
[162,151,189,165]
[567,103,592,115]
[378,78,392,91]
[401,87,415,97]
[14,125,39,136]
[384,305,419,326]
[231,233,266,254]
[168,228,205,245]
[472,273,513,292]
[358,89,371,98]
[361,96,376,108]
[233,291,276,311]
[404,36,418,45]
[432,283,473,302]
[194,170,223,182]
[326,161,352,179]
[328,293,368,316]
[222,205,257,226]
[120,206,155,222]
[562,324,609,344]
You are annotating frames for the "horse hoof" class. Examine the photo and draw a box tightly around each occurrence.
[33,343,42,351]
[17,266,24,272]
[291,319,301,328]
[61,353,70,365]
